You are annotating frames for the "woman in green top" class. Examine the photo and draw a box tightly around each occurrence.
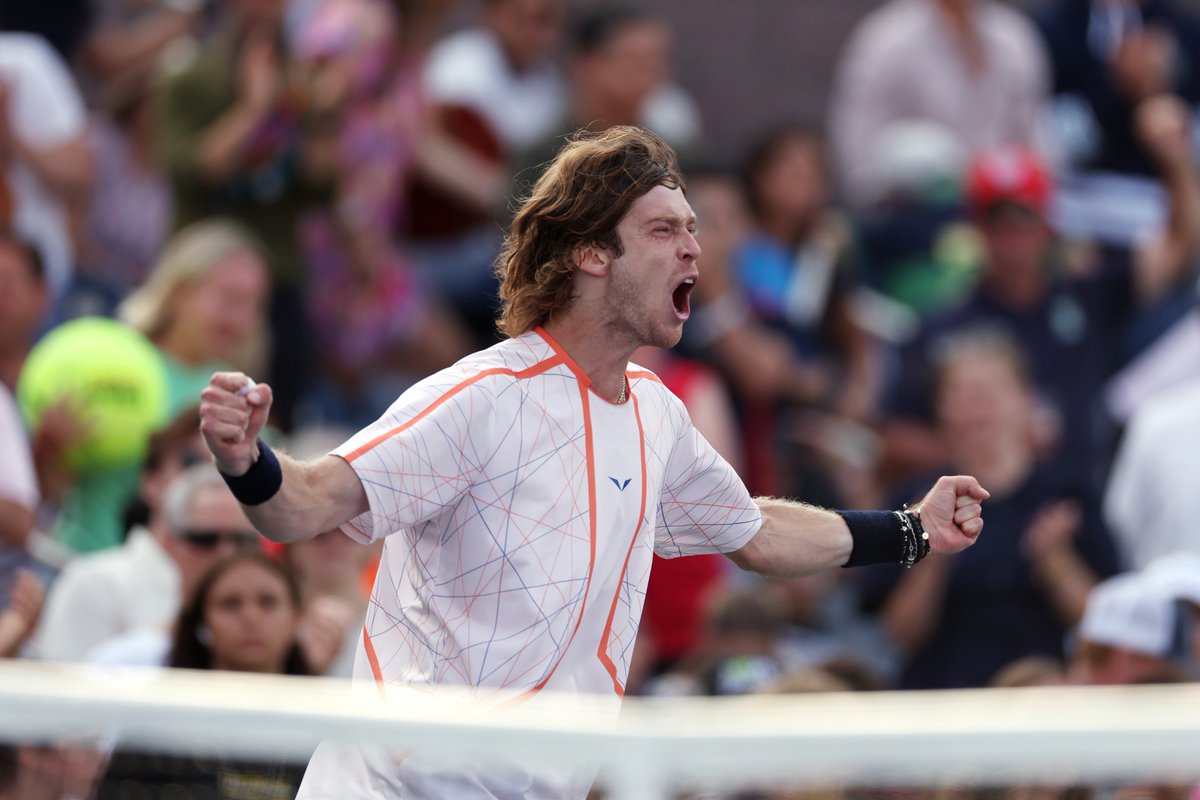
[50,220,269,554]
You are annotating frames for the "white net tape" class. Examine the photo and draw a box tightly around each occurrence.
[3,660,1199,799]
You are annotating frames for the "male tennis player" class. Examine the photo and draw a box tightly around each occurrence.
[200,126,988,799]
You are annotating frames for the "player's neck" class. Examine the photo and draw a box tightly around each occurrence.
[540,317,632,403]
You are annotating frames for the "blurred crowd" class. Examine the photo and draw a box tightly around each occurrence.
[3,0,1200,797]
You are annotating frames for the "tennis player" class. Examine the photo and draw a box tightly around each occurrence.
[200,125,988,799]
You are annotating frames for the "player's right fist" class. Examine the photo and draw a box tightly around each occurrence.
[199,372,273,477]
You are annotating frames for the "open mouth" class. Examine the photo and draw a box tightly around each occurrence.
[672,278,696,318]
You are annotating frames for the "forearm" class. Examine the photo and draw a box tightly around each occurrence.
[0,500,33,549]
[195,102,271,181]
[82,12,195,82]
[0,610,28,657]
[880,555,953,651]
[230,449,367,544]
[414,128,508,213]
[9,137,94,198]
[727,497,852,578]
[1030,547,1099,626]
[1146,156,1200,297]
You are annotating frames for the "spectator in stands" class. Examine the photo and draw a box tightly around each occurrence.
[33,220,268,554]
[829,0,1050,210]
[1141,553,1200,668]
[97,549,311,796]
[119,218,269,415]
[0,385,45,655]
[168,549,310,674]
[293,0,481,426]
[154,0,331,430]
[989,655,1068,688]
[881,94,1200,495]
[682,170,851,497]
[36,446,259,663]
[0,30,94,307]
[76,0,209,104]
[515,6,702,183]
[731,124,884,506]
[80,70,173,301]
[644,585,790,697]
[0,230,45,392]
[423,0,567,155]
[0,289,54,622]
[682,171,796,392]
[861,333,1118,689]
[0,569,43,658]
[411,0,567,344]
[1070,572,1179,685]
[0,743,104,800]
[1036,0,1200,178]
[0,370,38,559]
[1104,377,1200,570]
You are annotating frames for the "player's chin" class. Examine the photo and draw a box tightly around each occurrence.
[653,323,684,350]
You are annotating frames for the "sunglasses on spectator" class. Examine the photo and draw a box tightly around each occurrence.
[180,530,260,550]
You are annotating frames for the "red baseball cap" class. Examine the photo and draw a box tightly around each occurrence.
[965,145,1053,217]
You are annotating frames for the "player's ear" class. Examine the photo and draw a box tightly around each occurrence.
[574,242,611,277]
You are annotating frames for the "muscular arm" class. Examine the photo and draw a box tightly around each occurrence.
[729,475,989,579]
[727,498,852,577]
[237,448,368,543]
[200,373,367,543]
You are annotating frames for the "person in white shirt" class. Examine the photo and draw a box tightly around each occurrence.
[34,408,255,661]
[1105,378,1200,570]
[200,125,990,800]
[0,32,94,300]
[423,0,568,154]
[829,0,1050,209]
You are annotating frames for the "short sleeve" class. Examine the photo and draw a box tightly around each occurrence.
[332,375,496,544]
[655,420,761,558]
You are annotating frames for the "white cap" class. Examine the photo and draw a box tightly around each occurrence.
[1142,553,1200,606]
[1079,573,1174,657]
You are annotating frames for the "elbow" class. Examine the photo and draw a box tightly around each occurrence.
[726,534,777,577]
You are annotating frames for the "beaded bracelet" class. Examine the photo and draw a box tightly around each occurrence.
[836,506,931,568]
[896,505,931,568]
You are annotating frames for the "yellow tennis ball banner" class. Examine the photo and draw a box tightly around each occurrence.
[17,317,168,473]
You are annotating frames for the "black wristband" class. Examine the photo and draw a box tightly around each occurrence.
[836,510,905,568]
[219,438,282,506]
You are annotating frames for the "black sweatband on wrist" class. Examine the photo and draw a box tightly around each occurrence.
[219,438,282,506]
[836,510,905,568]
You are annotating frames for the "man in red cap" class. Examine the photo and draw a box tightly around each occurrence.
[881,94,1200,496]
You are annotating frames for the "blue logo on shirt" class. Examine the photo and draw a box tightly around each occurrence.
[610,477,632,492]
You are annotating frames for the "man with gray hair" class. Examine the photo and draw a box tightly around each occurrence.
[36,444,259,662]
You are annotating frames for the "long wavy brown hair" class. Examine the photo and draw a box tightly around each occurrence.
[494,125,684,337]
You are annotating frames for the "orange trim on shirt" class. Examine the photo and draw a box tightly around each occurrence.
[626,370,662,384]
[362,621,386,696]
[354,351,566,690]
[533,326,592,388]
[595,387,650,697]
[524,372,598,697]
[342,357,564,463]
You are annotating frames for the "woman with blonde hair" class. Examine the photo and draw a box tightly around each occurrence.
[120,217,269,416]
[27,220,269,554]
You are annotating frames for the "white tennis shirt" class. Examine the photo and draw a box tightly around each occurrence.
[299,327,762,799]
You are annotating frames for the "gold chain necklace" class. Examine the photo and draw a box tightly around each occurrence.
[617,377,627,404]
